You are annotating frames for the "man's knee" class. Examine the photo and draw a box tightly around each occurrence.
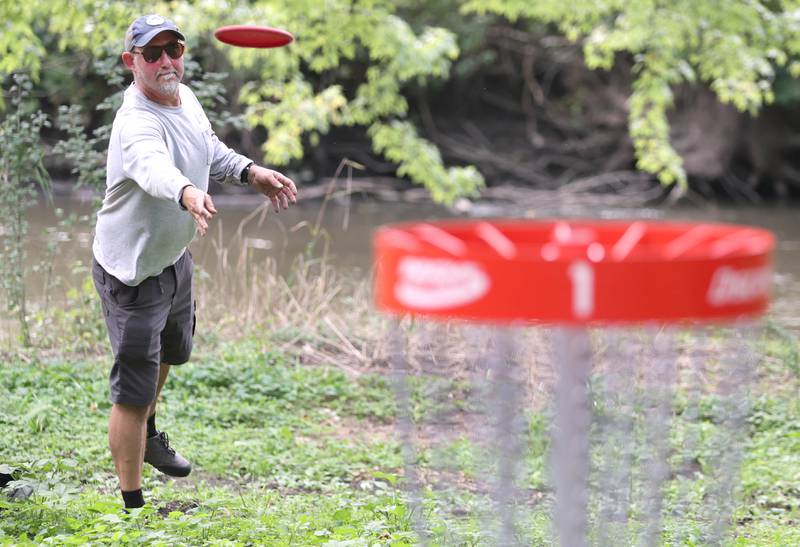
[112,402,152,418]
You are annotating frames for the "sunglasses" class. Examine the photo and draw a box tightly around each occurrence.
[131,41,185,63]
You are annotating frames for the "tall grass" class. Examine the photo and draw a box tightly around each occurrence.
[196,199,385,373]
[0,171,387,373]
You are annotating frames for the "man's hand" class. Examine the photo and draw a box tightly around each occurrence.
[248,166,298,212]
[180,185,217,236]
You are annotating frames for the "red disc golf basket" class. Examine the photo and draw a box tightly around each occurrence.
[373,220,774,546]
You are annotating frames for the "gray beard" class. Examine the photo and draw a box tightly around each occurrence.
[157,79,180,96]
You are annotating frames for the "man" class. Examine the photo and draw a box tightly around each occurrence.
[92,14,298,510]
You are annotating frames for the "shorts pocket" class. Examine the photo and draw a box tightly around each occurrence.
[118,315,157,366]
[109,279,139,307]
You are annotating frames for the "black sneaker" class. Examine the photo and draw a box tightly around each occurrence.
[144,431,192,478]
[8,484,33,501]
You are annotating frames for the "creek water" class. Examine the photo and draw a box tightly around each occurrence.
[5,189,800,331]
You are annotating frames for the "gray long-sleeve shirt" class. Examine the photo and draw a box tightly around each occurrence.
[93,83,252,285]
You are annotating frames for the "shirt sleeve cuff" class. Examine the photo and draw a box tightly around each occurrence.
[173,177,195,206]
[233,157,255,186]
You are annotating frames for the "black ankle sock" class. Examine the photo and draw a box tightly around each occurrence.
[121,488,145,509]
[147,414,157,438]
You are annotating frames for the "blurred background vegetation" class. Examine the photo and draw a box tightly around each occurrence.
[4,0,800,205]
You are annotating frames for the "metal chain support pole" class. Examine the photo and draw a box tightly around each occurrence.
[486,327,525,546]
[638,327,678,546]
[594,327,637,546]
[388,319,428,545]
[551,327,593,547]
[707,323,758,545]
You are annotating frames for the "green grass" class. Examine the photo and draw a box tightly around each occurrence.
[0,336,413,545]
[2,311,800,544]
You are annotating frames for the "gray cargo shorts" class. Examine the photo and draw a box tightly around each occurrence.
[92,251,196,407]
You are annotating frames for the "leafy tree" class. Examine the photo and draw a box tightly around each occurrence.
[1,0,484,204]
[461,0,800,187]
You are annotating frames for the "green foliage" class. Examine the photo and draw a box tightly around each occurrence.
[740,396,800,529]
[52,52,127,193]
[204,0,483,202]
[2,0,484,204]
[369,121,483,204]
[763,322,800,379]
[0,74,50,346]
[242,77,348,165]
[0,2,133,83]
[53,105,107,191]
[7,0,800,193]
[28,273,107,354]
[462,0,800,186]
[184,58,247,131]
[0,8,46,94]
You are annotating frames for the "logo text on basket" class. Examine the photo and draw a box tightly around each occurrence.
[395,257,490,310]
[707,265,772,307]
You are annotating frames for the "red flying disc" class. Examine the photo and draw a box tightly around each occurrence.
[214,25,294,48]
